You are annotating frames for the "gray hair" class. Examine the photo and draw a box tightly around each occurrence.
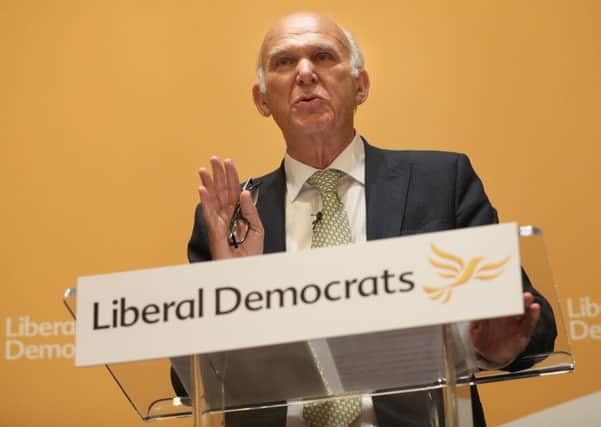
[255,27,365,94]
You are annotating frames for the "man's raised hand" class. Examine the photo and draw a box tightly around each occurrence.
[198,157,264,260]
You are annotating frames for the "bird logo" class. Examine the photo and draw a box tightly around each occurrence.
[423,243,510,303]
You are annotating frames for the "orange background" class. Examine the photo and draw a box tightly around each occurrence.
[1,1,600,426]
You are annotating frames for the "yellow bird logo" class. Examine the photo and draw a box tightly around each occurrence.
[423,243,510,303]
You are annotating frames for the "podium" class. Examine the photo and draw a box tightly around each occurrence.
[64,225,574,426]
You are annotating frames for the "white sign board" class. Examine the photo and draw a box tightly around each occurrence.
[76,222,523,366]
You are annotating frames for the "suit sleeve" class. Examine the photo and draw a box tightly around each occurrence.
[454,154,557,369]
[454,153,498,228]
[188,203,213,263]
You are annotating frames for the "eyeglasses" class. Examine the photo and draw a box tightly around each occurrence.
[228,178,262,248]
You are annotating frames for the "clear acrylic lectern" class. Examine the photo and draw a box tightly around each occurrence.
[64,226,574,426]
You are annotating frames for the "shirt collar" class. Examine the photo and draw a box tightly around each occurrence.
[284,132,365,203]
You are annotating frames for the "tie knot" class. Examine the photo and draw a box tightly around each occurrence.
[307,169,345,194]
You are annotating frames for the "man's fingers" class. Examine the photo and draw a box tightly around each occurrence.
[522,302,541,336]
[199,166,222,211]
[210,157,229,208]
[240,191,264,234]
[198,167,215,193]
[523,292,535,307]
[198,168,220,216]
[470,320,482,334]
[198,186,218,225]
[224,159,241,206]
[520,292,540,334]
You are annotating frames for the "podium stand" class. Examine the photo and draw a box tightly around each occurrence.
[64,225,574,426]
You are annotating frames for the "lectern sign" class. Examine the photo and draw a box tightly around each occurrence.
[75,222,523,366]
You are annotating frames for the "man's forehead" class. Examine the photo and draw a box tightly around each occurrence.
[266,34,344,57]
[261,14,349,59]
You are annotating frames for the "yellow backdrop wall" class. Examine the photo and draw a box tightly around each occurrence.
[1,1,600,426]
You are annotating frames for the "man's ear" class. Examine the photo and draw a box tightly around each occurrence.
[252,84,271,117]
[355,69,370,105]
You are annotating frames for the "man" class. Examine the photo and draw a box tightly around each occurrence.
[186,12,556,426]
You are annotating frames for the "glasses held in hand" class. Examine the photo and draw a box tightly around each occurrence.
[228,178,261,248]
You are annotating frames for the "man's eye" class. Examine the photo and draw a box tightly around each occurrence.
[315,52,332,61]
[275,57,292,67]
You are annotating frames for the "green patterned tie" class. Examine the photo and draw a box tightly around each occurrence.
[307,169,353,248]
[303,398,362,427]
[303,169,360,427]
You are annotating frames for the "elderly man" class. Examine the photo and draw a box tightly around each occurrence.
[187,12,555,427]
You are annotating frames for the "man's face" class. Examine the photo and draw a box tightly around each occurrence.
[253,15,368,138]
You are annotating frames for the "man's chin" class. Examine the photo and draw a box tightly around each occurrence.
[290,116,335,134]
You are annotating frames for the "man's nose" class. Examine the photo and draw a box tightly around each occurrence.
[296,59,317,86]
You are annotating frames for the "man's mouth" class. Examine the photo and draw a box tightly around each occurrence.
[295,95,322,104]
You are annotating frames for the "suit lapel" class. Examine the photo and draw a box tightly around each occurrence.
[364,144,414,427]
[364,142,412,240]
[256,164,287,254]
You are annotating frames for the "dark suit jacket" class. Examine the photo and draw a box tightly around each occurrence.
[186,140,557,427]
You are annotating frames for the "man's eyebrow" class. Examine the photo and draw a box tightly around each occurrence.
[266,42,343,61]
[266,45,291,60]
[312,42,343,55]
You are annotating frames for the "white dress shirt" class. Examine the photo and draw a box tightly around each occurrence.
[283,133,376,427]
[284,132,367,252]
